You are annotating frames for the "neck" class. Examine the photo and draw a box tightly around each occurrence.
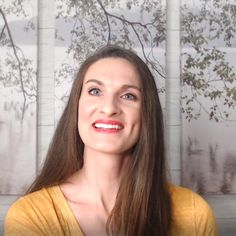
[70,148,130,212]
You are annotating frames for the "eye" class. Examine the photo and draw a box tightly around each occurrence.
[88,88,101,96]
[121,93,137,101]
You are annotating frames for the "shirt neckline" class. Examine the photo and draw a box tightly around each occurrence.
[46,185,85,235]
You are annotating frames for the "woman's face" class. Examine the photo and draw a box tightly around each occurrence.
[78,58,142,155]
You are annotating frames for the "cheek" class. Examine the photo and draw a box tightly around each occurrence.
[130,108,141,136]
[78,98,94,118]
[135,108,142,134]
[78,99,88,132]
[133,105,141,125]
[78,100,91,142]
[78,98,98,132]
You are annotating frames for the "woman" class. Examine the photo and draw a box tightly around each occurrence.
[4,45,218,236]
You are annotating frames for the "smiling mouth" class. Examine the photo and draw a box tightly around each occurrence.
[94,123,123,129]
[92,121,124,132]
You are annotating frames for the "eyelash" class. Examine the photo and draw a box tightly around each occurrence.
[88,88,138,101]
[121,93,137,101]
[88,87,101,96]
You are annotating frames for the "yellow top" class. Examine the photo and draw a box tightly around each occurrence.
[4,185,219,236]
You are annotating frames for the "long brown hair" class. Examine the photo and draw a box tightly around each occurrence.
[28,45,172,235]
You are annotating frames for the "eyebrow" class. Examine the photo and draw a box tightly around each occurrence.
[85,79,141,91]
[85,79,103,85]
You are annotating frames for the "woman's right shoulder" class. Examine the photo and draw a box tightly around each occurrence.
[7,186,55,213]
[4,186,60,236]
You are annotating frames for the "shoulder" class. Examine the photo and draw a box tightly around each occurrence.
[6,186,56,215]
[170,184,207,206]
[4,186,62,235]
[169,184,219,235]
[169,184,213,214]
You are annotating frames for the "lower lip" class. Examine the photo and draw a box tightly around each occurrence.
[92,126,123,133]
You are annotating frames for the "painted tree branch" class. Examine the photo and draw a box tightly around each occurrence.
[96,0,165,78]
[0,8,28,101]
[96,0,111,43]
[0,23,6,39]
[97,0,158,28]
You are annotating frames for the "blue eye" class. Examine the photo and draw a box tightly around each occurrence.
[88,88,101,96]
[121,93,137,100]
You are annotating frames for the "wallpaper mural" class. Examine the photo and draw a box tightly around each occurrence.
[54,0,236,194]
[181,0,236,194]
[0,0,235,196]
[0,0,37,194]
[54,0,167,122]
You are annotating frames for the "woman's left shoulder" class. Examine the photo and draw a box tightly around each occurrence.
[169,184,207,205]
[169,184,219,235]
[169,184,213,215]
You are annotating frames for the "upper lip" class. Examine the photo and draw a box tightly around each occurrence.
[93,119,124,128]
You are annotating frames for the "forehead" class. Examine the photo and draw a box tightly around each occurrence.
[83,58,141,85]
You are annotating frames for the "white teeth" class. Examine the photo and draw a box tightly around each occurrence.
[94,123,122,129]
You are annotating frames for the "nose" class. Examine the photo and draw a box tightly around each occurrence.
[100,96,120,116]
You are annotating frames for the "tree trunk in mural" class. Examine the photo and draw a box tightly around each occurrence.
[165,0,181,184]
[37,0,55,169]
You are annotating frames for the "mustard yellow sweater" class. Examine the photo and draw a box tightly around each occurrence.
[4,185,219,236]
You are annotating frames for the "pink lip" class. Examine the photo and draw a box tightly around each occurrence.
[94,119,124,126]
[92,119,124,133]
